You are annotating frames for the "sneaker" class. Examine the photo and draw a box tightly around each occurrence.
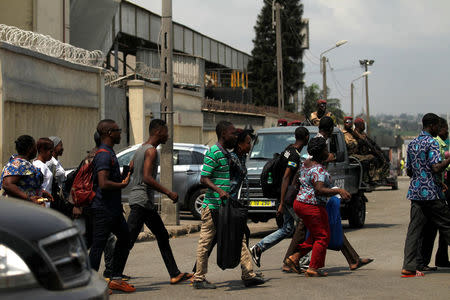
[193,280,217,289]
[250,245,261,268]
[243,275,265,287]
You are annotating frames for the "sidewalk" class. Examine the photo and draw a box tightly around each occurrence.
[136,215,279,243]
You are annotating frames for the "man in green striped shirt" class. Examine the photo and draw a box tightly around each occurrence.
[193,121,264,289]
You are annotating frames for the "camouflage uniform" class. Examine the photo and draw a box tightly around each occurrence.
[310,111,334,126]
[343,129,375,182]
[354,130,389,182]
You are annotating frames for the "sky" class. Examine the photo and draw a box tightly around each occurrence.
[129,0,450,116]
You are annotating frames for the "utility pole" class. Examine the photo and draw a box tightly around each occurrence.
[160,0,178,225]
[322,56,327,100]
[350,82,354,119]
[360,59,374,136]
[274,1,284,116]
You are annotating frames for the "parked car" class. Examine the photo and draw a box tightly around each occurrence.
[245,125,369,228]
[116,143,208,219]
[0,197,108,299]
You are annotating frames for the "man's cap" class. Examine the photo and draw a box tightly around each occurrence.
[354,117,365,124]
[317,99,327,104]
[344,116,353,121]
[49,136,62,147]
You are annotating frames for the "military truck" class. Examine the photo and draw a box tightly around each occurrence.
[242,125,369,228]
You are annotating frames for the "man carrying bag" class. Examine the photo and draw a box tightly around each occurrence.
[192,121,264,289]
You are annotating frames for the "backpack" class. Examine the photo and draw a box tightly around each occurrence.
[260,147,292,199]
[70,149,110,207]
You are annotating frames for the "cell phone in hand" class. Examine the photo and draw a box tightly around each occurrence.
[122,165,131,180]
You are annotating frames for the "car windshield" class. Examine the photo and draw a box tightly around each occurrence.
[249,133,315,159]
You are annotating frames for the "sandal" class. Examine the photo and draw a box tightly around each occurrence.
[170,272,194,284]
[305,269,328,277]
[401,270,425,278]
[350,258,374,270]
[284,257,301,274]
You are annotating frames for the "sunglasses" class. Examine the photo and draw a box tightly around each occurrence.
[345,120,352,124]
[109,128,122,133]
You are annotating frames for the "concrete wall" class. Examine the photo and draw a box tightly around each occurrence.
[0,0,33,31]
[0,0,70,42]
[128,80,203,145]
[0,43,104,168]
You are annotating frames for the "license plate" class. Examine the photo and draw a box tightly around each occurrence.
[249,200,275,207]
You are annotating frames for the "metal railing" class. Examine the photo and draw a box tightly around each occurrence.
[202,98,302,120]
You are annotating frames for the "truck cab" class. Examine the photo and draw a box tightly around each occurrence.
[244,125,367,228]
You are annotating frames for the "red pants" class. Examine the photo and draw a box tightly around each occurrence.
[294,201,330,269]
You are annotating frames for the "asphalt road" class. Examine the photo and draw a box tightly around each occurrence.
[110,178,450,300]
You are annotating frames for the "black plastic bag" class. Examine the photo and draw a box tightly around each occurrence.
[216,199,249,270]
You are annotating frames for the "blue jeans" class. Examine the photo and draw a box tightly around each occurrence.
[256,209,295,252]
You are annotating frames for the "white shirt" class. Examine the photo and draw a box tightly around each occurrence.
[33,160,53,193]
[46,157,66,186]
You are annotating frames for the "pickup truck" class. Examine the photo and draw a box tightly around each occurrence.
[243,125,368,228]
[0,197,108,299]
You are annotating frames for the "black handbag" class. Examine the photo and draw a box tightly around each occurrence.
[216,198,249,270]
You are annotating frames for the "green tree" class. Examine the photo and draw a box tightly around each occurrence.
[248,0,305,109]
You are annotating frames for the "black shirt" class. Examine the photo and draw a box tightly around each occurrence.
[283,145,302,174]
[91,144,122,216]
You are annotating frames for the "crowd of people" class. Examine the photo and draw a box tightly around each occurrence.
[0,110,449,293]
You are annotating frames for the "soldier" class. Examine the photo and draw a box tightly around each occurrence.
[342,117,358,155]
[310,99,335,126]
[353,118,389,182]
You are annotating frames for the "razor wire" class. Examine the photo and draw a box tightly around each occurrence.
[0,24,104,67]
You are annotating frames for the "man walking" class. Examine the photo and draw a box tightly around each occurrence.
[250,127,309,267]
[193,121,264,289]
[127,119,193,284]
[415,117,450,271]
[402,113,450,277]
[89,119,135,293]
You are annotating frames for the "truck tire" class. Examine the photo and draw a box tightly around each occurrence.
[348,193,366,228]
[189,188,206,220]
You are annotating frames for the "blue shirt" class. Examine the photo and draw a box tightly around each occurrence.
[406,131,444,201]
[91,144,123,215]
[296,164,332,206]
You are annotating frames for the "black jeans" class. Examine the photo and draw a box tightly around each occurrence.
[88,208,130,278]
[403,200,450,271]
[128,204,180,278]
[83,207,116,275]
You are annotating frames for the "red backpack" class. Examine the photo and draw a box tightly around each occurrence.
[71,149,111,207]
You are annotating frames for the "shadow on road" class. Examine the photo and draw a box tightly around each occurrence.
[343,223,397,233]
[217,279,273,291]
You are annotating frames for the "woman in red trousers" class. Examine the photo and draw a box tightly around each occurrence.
[285,137,351,277]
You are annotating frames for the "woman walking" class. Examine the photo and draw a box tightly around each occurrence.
[285,137,350,277]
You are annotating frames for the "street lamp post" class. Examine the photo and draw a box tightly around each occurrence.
[320,40,348,100]
[359,59,375,135]
[350,71,371,119]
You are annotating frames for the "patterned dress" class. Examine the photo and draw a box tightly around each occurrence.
[296,164,332,206]
[0,155,43,197]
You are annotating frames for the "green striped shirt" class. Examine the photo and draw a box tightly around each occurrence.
[201,144,230,209]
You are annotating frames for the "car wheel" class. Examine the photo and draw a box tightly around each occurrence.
[348,193,366,228]
[190,188,206,220]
